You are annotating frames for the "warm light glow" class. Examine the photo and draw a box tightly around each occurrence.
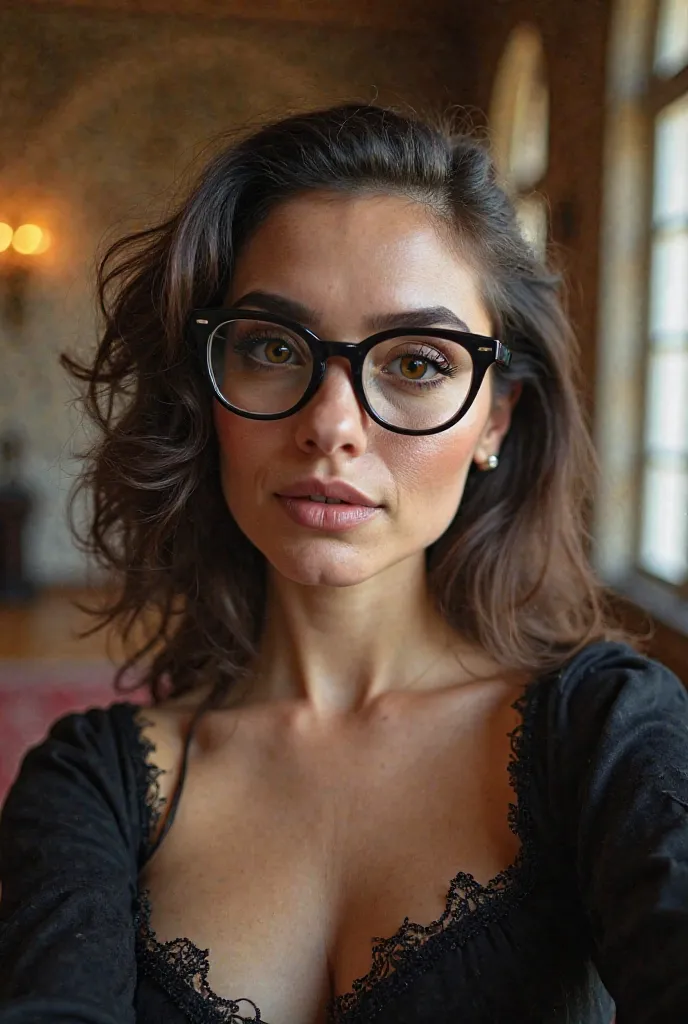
[12,224,46,256]
[34,228,51,255]
[0,223,12,253]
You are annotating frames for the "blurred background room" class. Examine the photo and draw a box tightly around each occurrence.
[1,0,687,797]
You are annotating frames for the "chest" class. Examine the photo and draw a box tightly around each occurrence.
[138,690,523,1024]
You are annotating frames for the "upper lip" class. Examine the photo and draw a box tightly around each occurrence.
[276,478,381,507]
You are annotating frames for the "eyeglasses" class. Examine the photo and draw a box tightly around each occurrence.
[189,308,512,436]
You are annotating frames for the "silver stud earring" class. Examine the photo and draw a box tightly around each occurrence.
[479,454,499,471]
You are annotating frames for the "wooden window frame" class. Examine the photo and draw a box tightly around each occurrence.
[595,0,688,637]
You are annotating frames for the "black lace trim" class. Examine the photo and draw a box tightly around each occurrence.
[130,710,168,858]
[126,677,548,1024]
[135,890,267,1024]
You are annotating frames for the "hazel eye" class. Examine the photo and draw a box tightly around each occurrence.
[263,340,293,364]
[398,355,437,380]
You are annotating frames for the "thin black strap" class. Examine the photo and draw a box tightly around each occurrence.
[148,697,211,857]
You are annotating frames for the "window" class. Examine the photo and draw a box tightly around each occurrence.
[596,0,688,630]
[655,0,688,76]
[489,24,550,253]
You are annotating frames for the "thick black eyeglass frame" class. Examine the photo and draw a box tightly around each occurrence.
[189,307,513,437]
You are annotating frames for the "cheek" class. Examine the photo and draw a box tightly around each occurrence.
[214,409,236,485]
[213,408,269,506]
[393,435,477,549]
[391,387,489,509]
[395,431,477,511]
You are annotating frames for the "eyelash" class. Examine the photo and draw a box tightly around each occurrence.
[231,335,462,388]
[386,345,460,388]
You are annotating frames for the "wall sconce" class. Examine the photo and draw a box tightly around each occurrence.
[0,222,51,329]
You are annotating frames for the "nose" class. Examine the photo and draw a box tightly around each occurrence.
[292,357,369,457]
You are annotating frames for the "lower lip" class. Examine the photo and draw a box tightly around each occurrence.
[276,496,382,532]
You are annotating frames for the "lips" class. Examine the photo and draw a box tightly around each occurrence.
[276,494,381,532]
[276,478,380,508]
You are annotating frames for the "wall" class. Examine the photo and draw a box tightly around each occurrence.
[460,0,612,401]
[0,1,468,584]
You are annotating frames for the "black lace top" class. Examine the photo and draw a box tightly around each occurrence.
[1,640,688,1023]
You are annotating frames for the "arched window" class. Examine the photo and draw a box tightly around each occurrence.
[596,0,688,628]
[489,24,549,253]
[655,0,688,76]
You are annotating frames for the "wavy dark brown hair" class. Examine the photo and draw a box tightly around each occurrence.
[63,102,626,702]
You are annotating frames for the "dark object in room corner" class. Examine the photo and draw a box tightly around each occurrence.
[0,430,36,603]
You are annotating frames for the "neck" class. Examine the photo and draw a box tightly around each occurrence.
[240,555,496,717]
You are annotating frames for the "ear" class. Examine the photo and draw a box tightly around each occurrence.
[473,382,522,468]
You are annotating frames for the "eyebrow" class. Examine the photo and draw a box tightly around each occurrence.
[231,290,471,334]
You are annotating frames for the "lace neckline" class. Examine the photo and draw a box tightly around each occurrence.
[128,678,546,1024]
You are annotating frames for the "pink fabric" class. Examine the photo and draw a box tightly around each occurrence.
[0,664,144,801]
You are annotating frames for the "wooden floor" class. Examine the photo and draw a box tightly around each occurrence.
[0,587,125,661]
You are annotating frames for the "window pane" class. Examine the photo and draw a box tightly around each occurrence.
[655,0,688,76]
[649,230,688,335]
[644,350,688,453]
[639,459,688,582]
[653,94,688,226]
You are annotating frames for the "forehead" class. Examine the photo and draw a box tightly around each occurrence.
[228,192,491,335]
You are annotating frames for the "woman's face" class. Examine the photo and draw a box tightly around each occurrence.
[215,191,515,588]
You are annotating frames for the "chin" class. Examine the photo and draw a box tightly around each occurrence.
[266,541,378,588]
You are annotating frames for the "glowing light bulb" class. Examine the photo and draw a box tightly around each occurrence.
[0,223,13,253]
[12,224,45,256]
[34,229,51,255]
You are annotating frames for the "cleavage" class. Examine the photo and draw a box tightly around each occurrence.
[138,686,522,1024]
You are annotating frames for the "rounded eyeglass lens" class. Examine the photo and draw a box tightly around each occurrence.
[209,319,314,414]
[362,335,474,430]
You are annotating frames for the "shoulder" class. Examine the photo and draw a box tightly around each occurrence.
[11,695,201,784]
[530,640,688,834]
[0,701,162,889]
[14,700,145,778]
[547,639,688,741]
[2,701,148,845]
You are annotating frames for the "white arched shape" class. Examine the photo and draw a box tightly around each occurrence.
[489,23,549,191]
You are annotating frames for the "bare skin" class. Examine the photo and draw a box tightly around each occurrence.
[139,192,525,1024]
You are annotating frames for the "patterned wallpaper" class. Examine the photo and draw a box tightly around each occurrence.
[0,6,463,584]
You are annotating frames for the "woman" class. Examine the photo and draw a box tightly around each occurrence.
[0,103,687,1024]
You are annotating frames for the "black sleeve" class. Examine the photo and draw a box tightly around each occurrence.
[552,644,688,1023]
[0,704,145,1023]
